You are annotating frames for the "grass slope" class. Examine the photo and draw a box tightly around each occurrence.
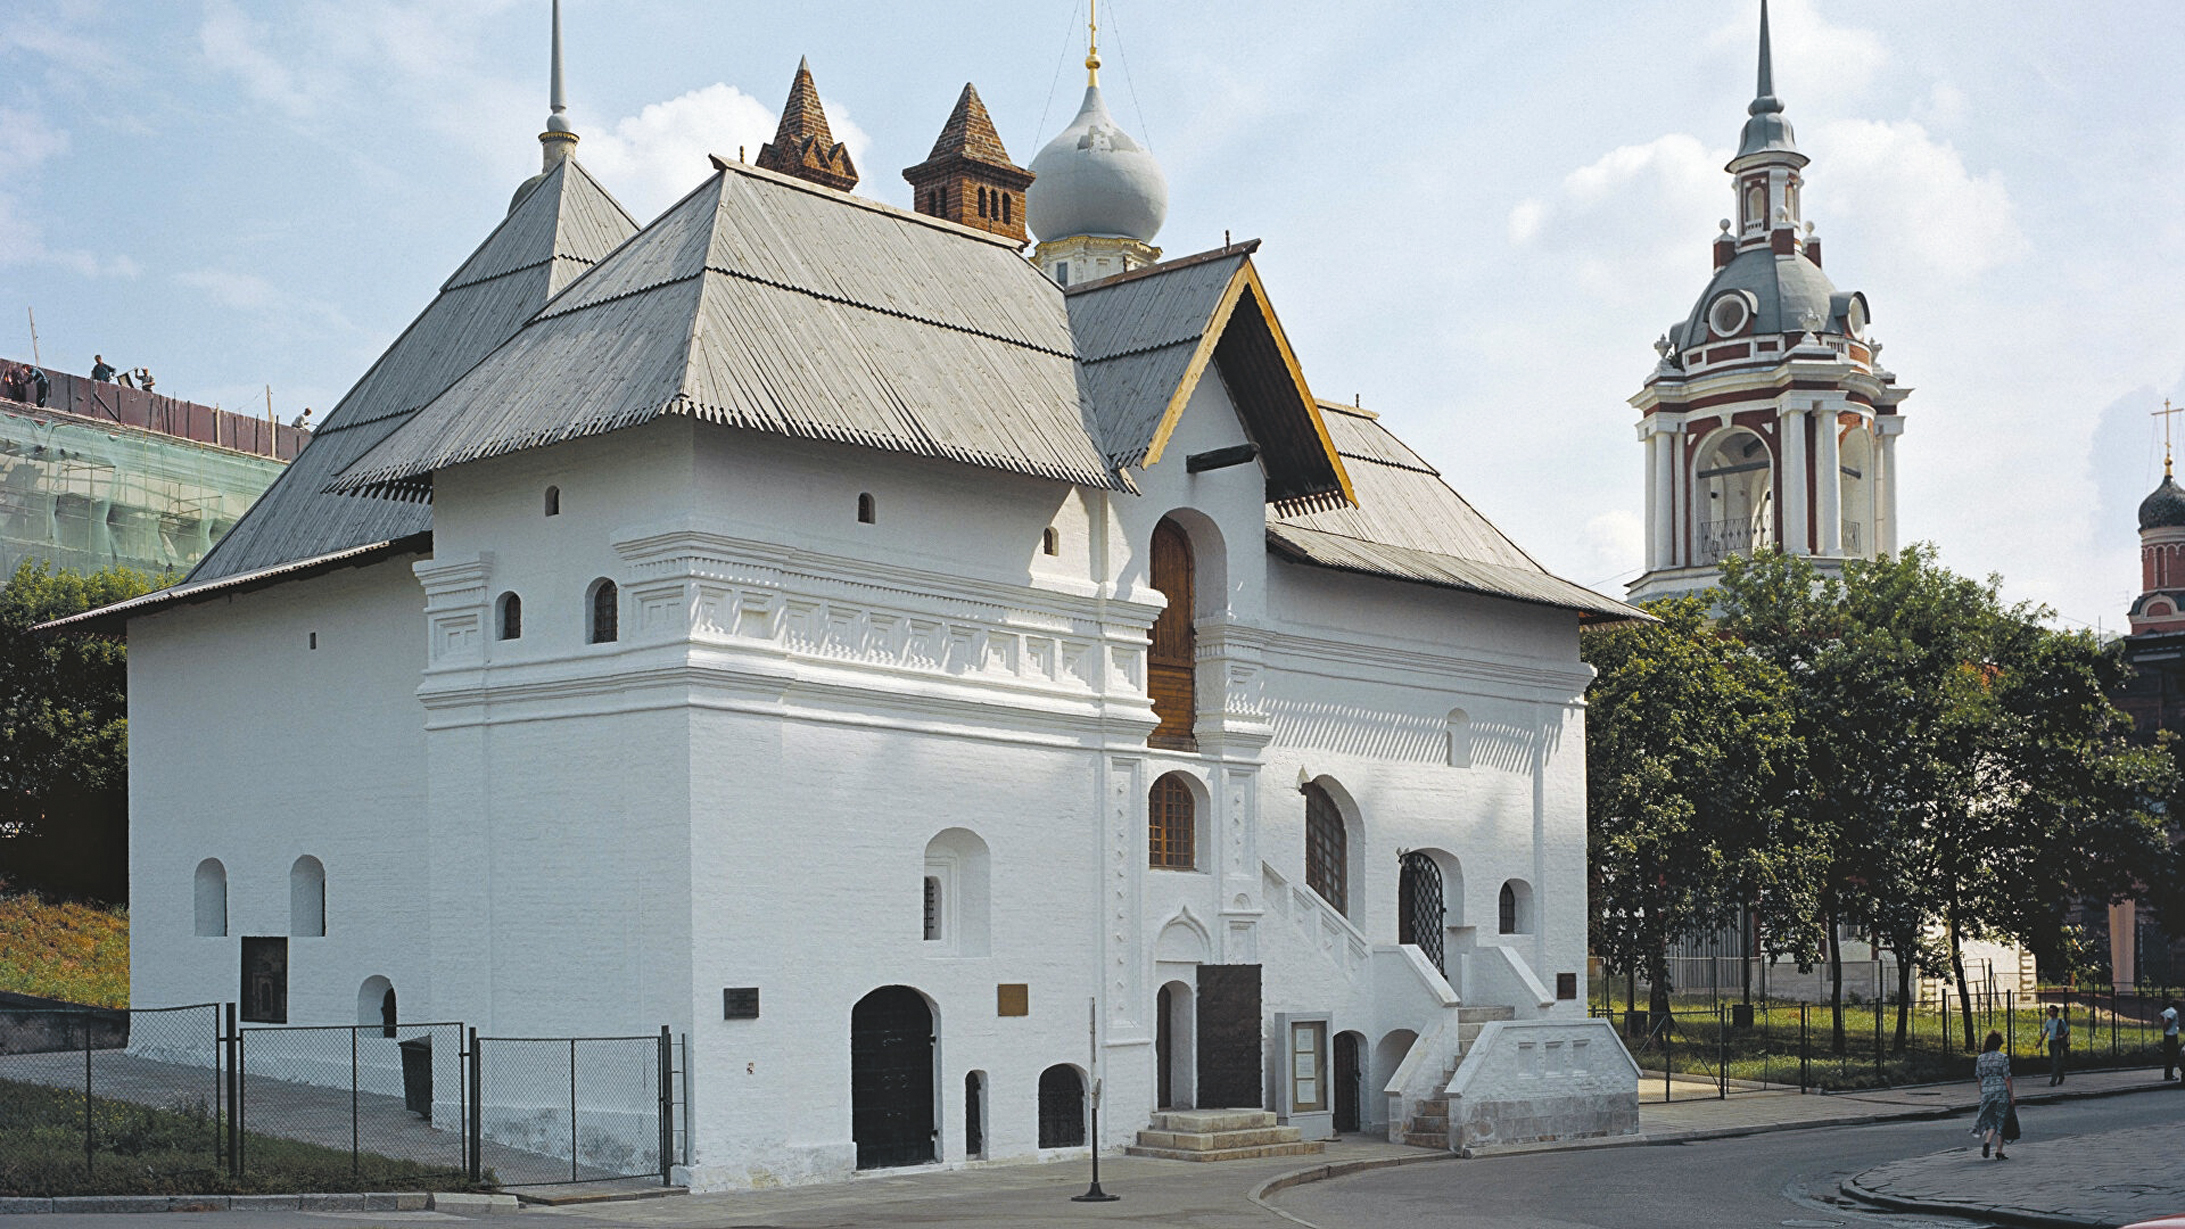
[0,894,128,1008]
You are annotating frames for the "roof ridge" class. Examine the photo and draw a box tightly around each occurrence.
[1062,240,1261,295]
[714,159,1026,249]
[703,265,1076,358]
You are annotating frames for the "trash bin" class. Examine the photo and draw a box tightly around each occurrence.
[398,1036,433,1118]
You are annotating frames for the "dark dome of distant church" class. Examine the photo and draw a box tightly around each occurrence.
[2139,474,2185,530]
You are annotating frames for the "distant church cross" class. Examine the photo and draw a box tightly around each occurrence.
[2158,398,2185,476]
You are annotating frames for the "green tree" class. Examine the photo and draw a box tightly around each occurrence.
[1583,597,1798,1018]
[0,560,166,901]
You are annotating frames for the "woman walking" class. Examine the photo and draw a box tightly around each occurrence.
[1973,1031,2014,1159]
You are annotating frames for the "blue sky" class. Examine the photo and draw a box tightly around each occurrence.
[4,1,2182,632]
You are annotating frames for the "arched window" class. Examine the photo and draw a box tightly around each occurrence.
[1303,783,1348,916]
[1694,428,1775,564]
[1037,1065,1087,1148]
[978,187,990,218]
[1149,773,1195,870]
[497,592,522,640]
[1744,182,1766,229]
[1499,879,1533,935]
[923,828,991,955]
[1147,519,1196,749]
[589,579,618,644]
[1042,527,1060,557]
[544,486,560,516]
[1445,709,1472,768]
[290,855,325,937]
[194,859,227,937]
[1001,194,1012,224]
[359,976,396,1038]
[965,1071,986,1158]
[857,492,876,524]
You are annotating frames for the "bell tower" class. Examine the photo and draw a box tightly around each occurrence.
[1627,0,1911,603]
[903,84,1035,245]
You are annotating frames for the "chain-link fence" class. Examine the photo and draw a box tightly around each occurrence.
[235,1019,468,1182]
[0,1003,224,1192]
[470,1031,672,1186]
[1592,987,2183,1100]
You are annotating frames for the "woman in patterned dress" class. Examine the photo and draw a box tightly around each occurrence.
[1973,1030,2014,1159]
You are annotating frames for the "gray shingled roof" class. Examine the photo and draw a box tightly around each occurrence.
[1068,246,1249,470]
[189,158,636,581]
[1270,405,1646,624]
[333,161,1123,497]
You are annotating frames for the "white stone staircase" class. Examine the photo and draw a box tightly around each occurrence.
[1397,1005,1516,1150]
[1125,1109,1327,1163]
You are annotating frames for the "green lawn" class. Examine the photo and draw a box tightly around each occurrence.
[0,1078,481,1197]
[1611,998,2174,1091]
[0,894,128,1008]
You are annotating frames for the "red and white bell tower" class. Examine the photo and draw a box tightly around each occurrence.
[1627,0,1912,603]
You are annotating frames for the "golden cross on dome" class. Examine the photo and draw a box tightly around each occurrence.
[2157,398,2184,477]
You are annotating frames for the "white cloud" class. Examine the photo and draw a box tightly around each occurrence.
[1582,509,1645,588]
[1808,118,2023,280]
[1706,0,1888,99]
[0,196,138,279]
[199,0,323,118]
[0,109,69,166]
[585,84,874,222]
[1506,199,1543,245]
[176,268,354,331]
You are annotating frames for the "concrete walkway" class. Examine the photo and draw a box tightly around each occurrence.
[1845,1123,2185,1228]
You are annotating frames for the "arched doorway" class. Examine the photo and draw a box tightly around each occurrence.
[1693,427,1774,563]
[1332,1032,1363,1133]
[850,986,935,1169]
[1398,852,1445,974]
[1037,1065,1087,1148]
[1155,980,1196,1110]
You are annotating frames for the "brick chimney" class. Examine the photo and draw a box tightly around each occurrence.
[756,58,859,192]
[903,84,1034,244]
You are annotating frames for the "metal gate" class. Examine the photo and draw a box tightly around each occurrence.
[232,1019,468,1182]
[1399,852,1446,974]
[850,987,934,1169]
[467,1029,673,1186]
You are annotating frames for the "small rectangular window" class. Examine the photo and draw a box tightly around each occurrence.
[923,877,941,941]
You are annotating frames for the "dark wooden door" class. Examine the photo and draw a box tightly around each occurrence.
[1156,985,1174,1108]
[1332,1032,1361,1133]
[851,987,935,1169]
[240,937,287,1023]
[1036,1066,1086,1147]
[964,1071,983,1158]
[1195,964,1262,1109]
[1398,853,1445,975]
[1148,520,1196,749]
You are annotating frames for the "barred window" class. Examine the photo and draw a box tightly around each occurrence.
[589,579,618,644]
[1303,783,1347,916]
[1149,773,1195,870]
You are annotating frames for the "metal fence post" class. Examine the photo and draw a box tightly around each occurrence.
[681,1034,693,1168]
[1717,1004,1726,1100]
[351,1025,361,1178]
[225,1004,239,1178]
[467,1027,482,1184]
[569,1038,580,1184]
[2006,990,2014,1063]
[236,1020,247,1177]
[1799,1003,1809,1093]
[658,1026,673,1186]
[1875,992,1884,1083]
[83,1008,94,1179]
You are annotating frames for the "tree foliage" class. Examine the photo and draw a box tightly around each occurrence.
[0,560,166,902]
[1588,545,2178,1049]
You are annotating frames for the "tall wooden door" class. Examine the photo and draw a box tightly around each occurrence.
[1148,520,1196,750]
[1332,1033,1361,1133]
[851,987,935,1169]
[1195,964,1262,1109]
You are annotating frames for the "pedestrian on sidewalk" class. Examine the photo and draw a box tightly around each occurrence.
[2040,1005,2070,1086]
[2163,1000,2180,1081]
[1973,1031,2013,1160]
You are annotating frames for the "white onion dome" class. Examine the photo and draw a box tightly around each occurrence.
[1026,84,1167,244]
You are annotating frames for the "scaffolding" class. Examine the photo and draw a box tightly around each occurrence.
[0,403,285,580]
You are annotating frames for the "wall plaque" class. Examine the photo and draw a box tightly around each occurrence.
[996,984,1029,1017]
[1556,973,1578,1001]
[723,987,760,1019]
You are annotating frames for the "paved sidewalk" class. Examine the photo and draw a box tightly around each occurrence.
[1844,1125,2185,1228]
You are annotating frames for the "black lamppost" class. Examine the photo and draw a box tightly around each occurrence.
[1072,996,1119,1203]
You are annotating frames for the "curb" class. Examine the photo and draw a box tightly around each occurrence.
[0,1193,441,1215]
[1839,1173,2111,1229]
[1245,1151,1456,1226]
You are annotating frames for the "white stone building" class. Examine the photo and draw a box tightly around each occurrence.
[63,13,1642,1187]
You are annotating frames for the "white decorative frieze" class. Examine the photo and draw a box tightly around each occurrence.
[414,554,492,667]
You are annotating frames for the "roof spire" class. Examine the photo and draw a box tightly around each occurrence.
[755,57,859,192]
[1750,0,1782,116]
[1086,0,1101,87]
[537,0,578,170]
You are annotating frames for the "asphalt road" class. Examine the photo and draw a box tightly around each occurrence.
[1272,1088,2185,1229]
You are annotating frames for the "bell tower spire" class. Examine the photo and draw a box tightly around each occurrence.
[538,0,578,171]
[1752,0,1779,114]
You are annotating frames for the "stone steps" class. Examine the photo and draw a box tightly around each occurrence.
[1125,1108,1325,1163]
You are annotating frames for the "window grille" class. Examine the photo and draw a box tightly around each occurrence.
[1149,774,1195,869]
[499,592,522,640]
[1037,1065,1086,1148]
[857,492,876,524]
[1304,784,1347,915]
[590,580,618,643]
[922,877,940,941]
[544,486,560,516]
